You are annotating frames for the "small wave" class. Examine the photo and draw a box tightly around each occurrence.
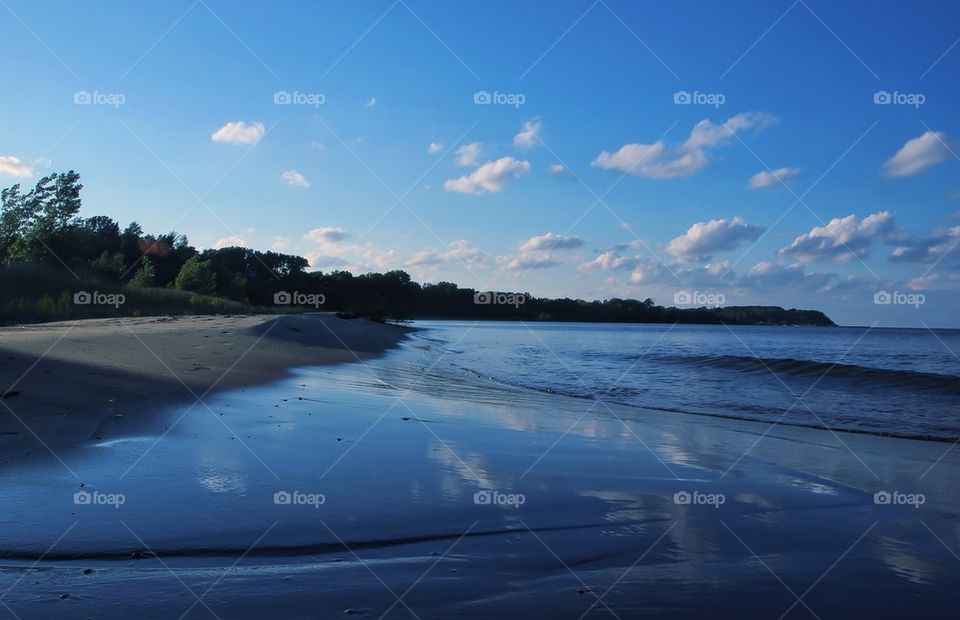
[655,354,960,394]
[0,522,626,563]
[451,363,958,442]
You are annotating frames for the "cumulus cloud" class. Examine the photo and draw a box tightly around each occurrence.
[623,258,736,289]
[740,261,837,291]
[444,157,530,194]
[548,163,566,176]
[666,217,765,261]
[882,131,951,177]
[513,120,541,148]
[281,169,309,188]
[779,211,897,263]
[303,226,348,244]
[427,142,444,155]
[906,272,960,291]
[497,232,580,273]
[365,97,377,107]
[0,155,33,178]
[270,236,291,250]
[501,253,559,271]
[455,142,482,166]
[593,112,775,178]
[749,166,800,189]
[212,236,246,249]
[890,225,960,266]
[577,251,640,274]
[519,232,584,253]
[593,142,707,179]
[406,240,490,269]
[211,121,265,145]
[576,248,850,300]
[308,241,400,273]
[684,113,775,149]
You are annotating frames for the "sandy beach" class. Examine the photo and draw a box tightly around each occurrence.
[0,314,412,460]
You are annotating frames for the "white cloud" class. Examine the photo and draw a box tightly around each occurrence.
[455,142,483,166]
[501,253,559,271]
[548,163,566,176]
[593,112,775,178]
[749,166,800,189]
[307,241,400,273]
[406,240,490,269]
[211,121,265,145]
[303,226,348,244]
[741,261,837,292]
[280,169,309,188]
[666,217,765,260]
[0,155,33,178]
[270,236,291,250]
[365,97,377,107]
[906,272,960,291]
[427,142,444,155]
[683,113,775,150]
[883,131,951,177]
[890,225,960,266]
[779,211,897,263]
[212,236,245,249]
[444,157,530,194]
[593,142,707,178]
[577,251,640,274]
[513,120,541,148]
[499,232,581,273]
[519,232,584,252]
[351,242,399,269]
[624,257,729,287]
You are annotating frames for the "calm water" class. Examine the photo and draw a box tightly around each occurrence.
[408,322,960,441]
[3,320,960,617]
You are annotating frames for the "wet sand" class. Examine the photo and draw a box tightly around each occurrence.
[0,314,412,461]
[1,329,959,618]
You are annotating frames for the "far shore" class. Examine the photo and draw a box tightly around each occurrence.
[0,313,413,460]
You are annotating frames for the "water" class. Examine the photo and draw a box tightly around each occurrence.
[404,322,960,441]
[3,320,960,617]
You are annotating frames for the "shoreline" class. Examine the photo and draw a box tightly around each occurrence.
[0,313,413,461]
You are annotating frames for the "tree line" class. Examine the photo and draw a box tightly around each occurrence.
[0,172,834,326]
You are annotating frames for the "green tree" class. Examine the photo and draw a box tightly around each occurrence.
[128,259,155,287]
[174,256,217,295]
[2,172,84,265]
[0,184,27,263]
[90,250,125,276]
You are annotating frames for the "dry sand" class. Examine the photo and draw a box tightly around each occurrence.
[0,313,412,459]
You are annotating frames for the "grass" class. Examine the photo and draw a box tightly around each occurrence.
[0,265,267,325]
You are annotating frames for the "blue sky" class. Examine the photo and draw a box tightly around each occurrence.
[2,0,959,327]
